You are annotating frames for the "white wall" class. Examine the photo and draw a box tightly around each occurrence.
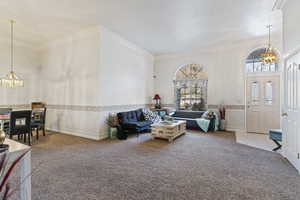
[282,0,300,55]
[96,27,154,138]
[98,27,154,106]
[39,28,101,107]
[38,27,101,139]
[0,41,41,106]
[154,34,282,130]
[39,26,154,140]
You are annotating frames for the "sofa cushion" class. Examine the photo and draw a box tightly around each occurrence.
[122,121,152,130]
[118,110,138,124]
[135,120,152,127]
[172,111,205,119]
[135,109,145,121]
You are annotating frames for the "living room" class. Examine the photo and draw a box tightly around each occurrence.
[0,0,299,200]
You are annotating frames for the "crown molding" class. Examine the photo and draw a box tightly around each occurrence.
[273,0,288,10]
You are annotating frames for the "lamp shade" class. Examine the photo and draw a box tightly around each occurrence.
[153,94,161,100]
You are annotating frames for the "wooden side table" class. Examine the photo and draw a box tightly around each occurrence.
[151,120,186,142]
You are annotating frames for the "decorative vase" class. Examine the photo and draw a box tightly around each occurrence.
[155,103,161,109]
[0,130,6,145]
[108,127,118,139]
[220,120,226,131]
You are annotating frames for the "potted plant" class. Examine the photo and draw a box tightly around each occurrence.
[219,105,226,131]
[106,113,119,139]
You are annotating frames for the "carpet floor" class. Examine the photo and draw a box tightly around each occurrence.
[9,131,300,200]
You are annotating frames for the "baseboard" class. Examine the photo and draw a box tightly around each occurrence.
[46,128,107,141]
[226,128,246,133]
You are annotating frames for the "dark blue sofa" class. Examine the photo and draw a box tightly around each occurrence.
[170,110,216,132]
[117,109,152,139]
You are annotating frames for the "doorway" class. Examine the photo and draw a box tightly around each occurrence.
[283,52,300,172]
[245,48,281,134]
[246,74,280,133]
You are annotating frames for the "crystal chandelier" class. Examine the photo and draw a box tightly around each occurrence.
[0,20,24,87]
[261,25,278,63]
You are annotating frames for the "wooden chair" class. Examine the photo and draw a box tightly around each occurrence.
[0,108,12,134]
[31,108,47,140]
[31,102,46,109]
[8,110,32,146]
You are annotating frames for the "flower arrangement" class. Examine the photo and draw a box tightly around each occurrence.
[219,105,226,120]
[106,113,119,128]
[219,105,226,131]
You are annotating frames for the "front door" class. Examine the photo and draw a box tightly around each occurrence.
[283,54,300,172]
[246,74,280,133]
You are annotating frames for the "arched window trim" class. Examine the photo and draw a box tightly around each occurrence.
[173,64,208,111]
[245,47,280,73]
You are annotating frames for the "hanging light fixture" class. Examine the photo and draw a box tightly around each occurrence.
[261,25,278,63]
[0,20,24,87]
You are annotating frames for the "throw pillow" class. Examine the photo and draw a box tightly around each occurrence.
[142,108,162,123]
[202,111,214,120]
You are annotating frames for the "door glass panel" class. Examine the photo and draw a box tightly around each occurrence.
[297,64,300,109]
[287,64,291,108]
[293,64,296,109]
[290,65,293,108]
[293,63,298,109]
[251,81,260,105]
[265,81,273,105]
[292,63,296,109]
[254,62,262,72]
[270,62,276,72]
[246,63,254,72]
[262,63,270,72]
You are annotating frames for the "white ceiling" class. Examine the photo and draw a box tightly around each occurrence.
[0,0,281,55]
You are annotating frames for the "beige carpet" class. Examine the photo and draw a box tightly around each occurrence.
[9,131,300,200]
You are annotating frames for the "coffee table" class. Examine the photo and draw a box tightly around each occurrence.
[151,120,186,142]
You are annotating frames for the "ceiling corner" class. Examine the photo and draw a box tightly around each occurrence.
[272,0,288,10]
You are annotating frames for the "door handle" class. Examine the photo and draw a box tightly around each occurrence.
[282,113,288,117]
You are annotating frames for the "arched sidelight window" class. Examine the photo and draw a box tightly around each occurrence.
[246,48,279,73]
[173,64,207,111]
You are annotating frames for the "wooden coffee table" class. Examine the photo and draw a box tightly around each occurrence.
[151,120,186,142]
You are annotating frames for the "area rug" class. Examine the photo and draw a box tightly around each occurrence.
[9,131,300,200]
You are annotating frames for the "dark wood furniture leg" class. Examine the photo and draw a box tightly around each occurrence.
[36,128,39,140]
[24,133,26,143]
[272,140,282,151]
[27,132,31,146]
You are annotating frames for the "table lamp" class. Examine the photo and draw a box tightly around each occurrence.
[153,94,161,109]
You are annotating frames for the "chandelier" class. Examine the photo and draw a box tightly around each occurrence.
[0,20,24,87]
[261,25,278,63]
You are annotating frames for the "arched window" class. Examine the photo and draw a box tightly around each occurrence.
[246,48,279,73]
[173,64,208,111]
